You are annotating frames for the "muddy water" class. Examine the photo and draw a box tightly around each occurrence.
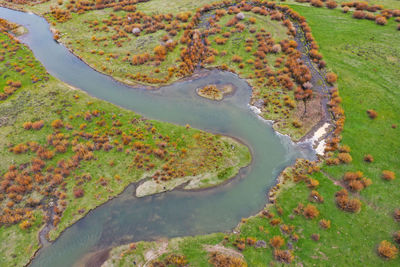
[0,7,316,267]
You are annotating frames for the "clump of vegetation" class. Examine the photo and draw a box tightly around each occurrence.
[343,171,372,192]
[377,240,398,259]
[382,170,396,181]
[0,22,250,266]
[367,109,378,119]
[364,154,374,162]
[150,254,188,267]
[274,249,294,264]
[269,235,285,248]
[325,72,337,84]
[303,204,319,219]
[335,189,362,212]
[209,252,247,267]
[197,85,222,100]
[319,219,331,229]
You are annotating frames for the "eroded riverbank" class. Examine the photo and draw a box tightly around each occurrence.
[0,6,327,267]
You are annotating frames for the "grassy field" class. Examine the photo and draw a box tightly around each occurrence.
[202,9,321,140]
[0,26,250,266]
[105,4,400,266]
[52,4,326,140]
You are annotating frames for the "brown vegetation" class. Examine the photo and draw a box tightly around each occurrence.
[382,170,395,181]
[335,189,361,212]
[378,240,398,259]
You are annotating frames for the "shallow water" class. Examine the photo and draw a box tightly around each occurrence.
[0,7,316,267]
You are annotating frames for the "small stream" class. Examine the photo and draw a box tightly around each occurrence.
[0,7,317,267]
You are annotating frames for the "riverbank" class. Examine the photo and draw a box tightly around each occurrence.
[99,3,400,267]
[4,0,333,143]
[0,20,252,266]
[0,3,332,266]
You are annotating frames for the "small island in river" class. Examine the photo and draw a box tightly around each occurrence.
[196,84,234,101]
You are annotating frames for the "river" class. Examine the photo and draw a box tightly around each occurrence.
[0,7,316,267]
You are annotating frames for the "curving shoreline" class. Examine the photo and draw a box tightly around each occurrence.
[0,6,331,267]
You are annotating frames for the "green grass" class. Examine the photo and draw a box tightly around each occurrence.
[106,4,400,266]
[50,8,185,86]
[0,28,250,266]
[203,10,317,140]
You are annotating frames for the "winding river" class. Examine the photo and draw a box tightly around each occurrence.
[0,7,317,267]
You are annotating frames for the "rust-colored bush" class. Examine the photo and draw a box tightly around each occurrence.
[51,119,64,129]
[338,152,352,163]
[378,240,398,259]
[382,170,395,181]
[311,0,323,7]
[303,204,319,219]
[335,189,362,212]
[326,1,338,9]
[73,187,84,198]
[364,154,374,162]
[311,233,320,241]
[394,231,400,244]
[375,16,387,25]
[394,209,400,222]
[246,237,256,246]
[274,249,293,263]
[319,219,331,229]
[367,109,378,119]
[19,220,32,230]
[208,251,247,267]
[270,235,285,248]
[32,120,44,130]
[309,190,324,203]
[23,121,32,130]
[307,178,319,189]
[353,10,366,19]
[326,72,337,84]
[232,55,243,63]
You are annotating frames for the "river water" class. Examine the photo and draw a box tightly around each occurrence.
[0,7,316,267]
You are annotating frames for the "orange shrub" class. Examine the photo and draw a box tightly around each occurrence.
[378,240,398,259]
[32,120,44,130]
[51,119,64,129]
[311,233,320,241]
[270,236,285,248]
[364,154,374,162]
[23,121,32,130]
[338,152,352,163]
[382,170,395,181]
[375,16,387,25]
[154,45,167,61]
[274,249,294,263]
[367,109,377,119]
[19,220,32,230]
[319,219,331,229]
[73,187,84,198]
[394,209,400,222]
[326,72,337,84]
[232,55,242,63]
[326,0,338,9]
[311,0,323,7]
[310,190,324,203]
[303,204,319,219]
[394,231,400,244]
[353,10,366,19]
[335,189,362,212]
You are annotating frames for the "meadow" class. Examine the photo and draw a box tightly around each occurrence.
[0,22,249,266]
[104,3,400,266]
